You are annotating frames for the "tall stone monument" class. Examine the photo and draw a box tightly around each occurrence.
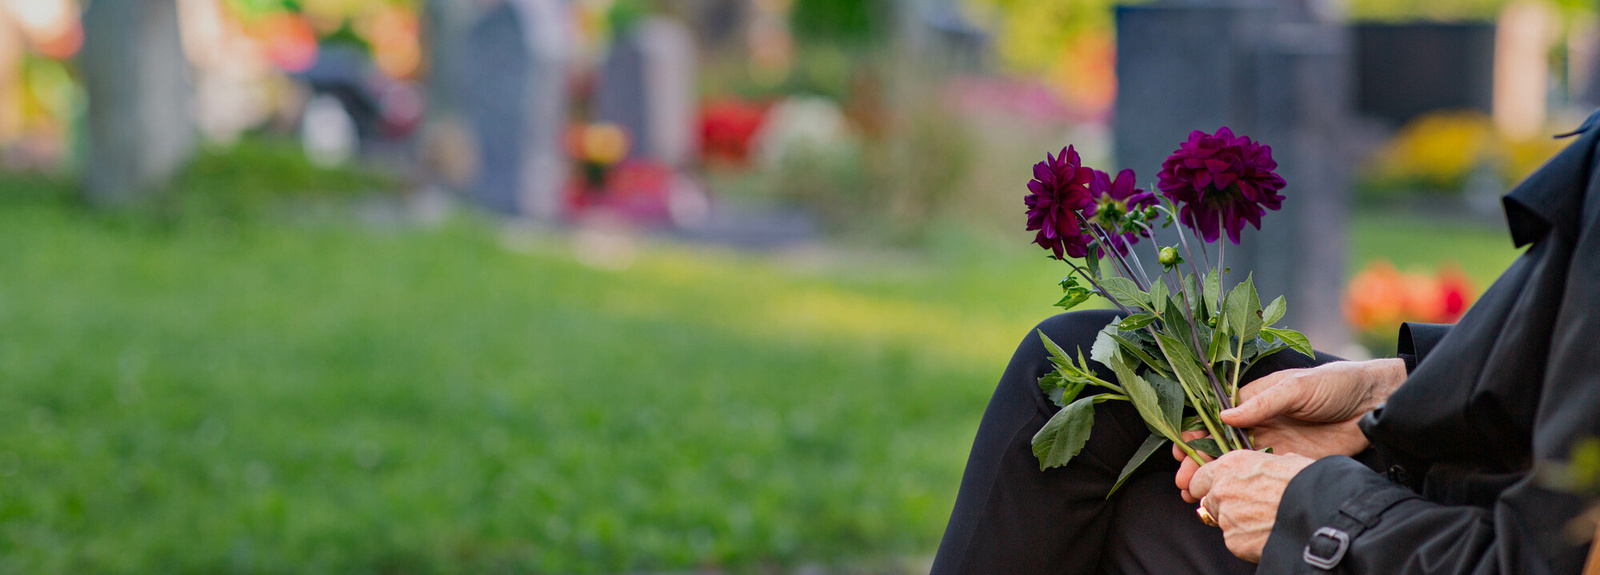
[425,0,569,218]
[80,0,195,205]
[1115,0,1351,347]
[595,16,699,169]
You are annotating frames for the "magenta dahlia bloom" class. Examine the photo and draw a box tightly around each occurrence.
[1025,145,1097,259]
[1086,168,1159,255]
[1156,127,1286,244]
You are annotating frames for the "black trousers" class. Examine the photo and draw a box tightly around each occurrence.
[931,310,1337,574]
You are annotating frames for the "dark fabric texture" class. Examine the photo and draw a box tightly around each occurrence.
[1261,117,1600,573]
[931,309,1337,574]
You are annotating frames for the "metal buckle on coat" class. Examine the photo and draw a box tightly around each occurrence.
[1302,526,1351,570]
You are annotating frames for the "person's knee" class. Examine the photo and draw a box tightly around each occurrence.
[1029,309,1122,357]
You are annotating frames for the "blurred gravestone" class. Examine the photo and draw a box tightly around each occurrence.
[442,0,568,217]
[595,17,699,168]
[1353,23,1495,127]
[1115,1,1351,347]
[80,0,195,205]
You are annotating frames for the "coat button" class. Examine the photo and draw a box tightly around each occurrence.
[1387,464,1410,485]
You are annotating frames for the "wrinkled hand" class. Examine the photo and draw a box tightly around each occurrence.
[1172,359,1405,502]
[1189,450,1315,563]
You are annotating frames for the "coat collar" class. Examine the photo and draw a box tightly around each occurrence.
[1501,109,1600,247]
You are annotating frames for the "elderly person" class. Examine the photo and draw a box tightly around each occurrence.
[930,116,1600,574]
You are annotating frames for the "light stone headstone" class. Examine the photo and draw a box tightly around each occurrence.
[595,17,699,168]
[80,0,195,205]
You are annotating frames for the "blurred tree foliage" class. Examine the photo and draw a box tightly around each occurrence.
[791,0,893,46]
[965,0,1122,73]
[1347,0,1591,21]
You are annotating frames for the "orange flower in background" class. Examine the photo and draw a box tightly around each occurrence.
[251,12,318,73]
[1345,261,1407,331]
[1345,260,1477,334]
[580,123,630,166]
[362,5,420,80]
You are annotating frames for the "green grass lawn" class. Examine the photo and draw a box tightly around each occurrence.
[0,155,1524,573]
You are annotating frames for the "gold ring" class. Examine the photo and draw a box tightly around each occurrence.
[1197,497,1219,527]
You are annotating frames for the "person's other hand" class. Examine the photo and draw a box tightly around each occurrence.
[1189,450,1315,563]
[1172,358,1405,501]
[1224,358,1407,429]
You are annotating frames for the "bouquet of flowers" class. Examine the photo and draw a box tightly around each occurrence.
[1023,128,1314,494]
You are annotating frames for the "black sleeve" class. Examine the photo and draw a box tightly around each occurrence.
[1258,456,1501,574]
[1260,281,1600,573]
[1396,322,1451,373]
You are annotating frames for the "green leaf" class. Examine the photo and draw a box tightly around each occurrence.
[1098,276,1149,309]
[1243,340,1289,373]
[1187,437,1224,459]
[1032,395,1098,470]
[1108,434,1168,497]
[1182,415,1206,432]
[1039,331,1074,366]
[1207,328,1234,363]
[1108,331,1170,378]
[1262,446,1274,454]
[1203,270,1221,318]
[1161,304,1197,352]
[1054,379,1087,408]
[1118,313,1159,331]
[1262,295,1287,326]
[1148,280,1169,316]
[1146,372,1186,432]
[1224,274,1263,344]
[1054,290,1093,311]
[1184,273,1203,318]
[1090,326,1119,368]
[1038,371,1063,392]
[1107,350,1177,439]
[1155,332,1211,408]
[1262,327,1314,358]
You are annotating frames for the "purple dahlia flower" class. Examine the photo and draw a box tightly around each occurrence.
[1156,127,1286,244]
[1025,145,1097,259]
[1086,168,1159,255]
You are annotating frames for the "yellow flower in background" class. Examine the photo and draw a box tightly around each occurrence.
[1361,109,1570,195]
[582,123,631,166]
[1373,110,1494,189]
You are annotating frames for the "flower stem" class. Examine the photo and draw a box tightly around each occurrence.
[1151,333,1232,454]
[1065,261,1136,316]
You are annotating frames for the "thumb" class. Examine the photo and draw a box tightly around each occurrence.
[1221,382,1297,427]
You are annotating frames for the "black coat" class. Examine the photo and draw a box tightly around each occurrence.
[1259,117,1600,573]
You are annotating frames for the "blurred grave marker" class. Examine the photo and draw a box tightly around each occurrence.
[596,17,699,168]
[436,0,568,217]
[1115,1,1352,347]
[80,0,195,204]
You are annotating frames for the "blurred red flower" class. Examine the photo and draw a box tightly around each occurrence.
[1345,260,1476,335]
[699,98,768,167]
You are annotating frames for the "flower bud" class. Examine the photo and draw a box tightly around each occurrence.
[1143,207,1161,220]
[1159,246,1180,266]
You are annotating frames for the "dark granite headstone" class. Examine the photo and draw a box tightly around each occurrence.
[443,0,568,217]
[1353,23,1496,127]
[1115,1,1351,346]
